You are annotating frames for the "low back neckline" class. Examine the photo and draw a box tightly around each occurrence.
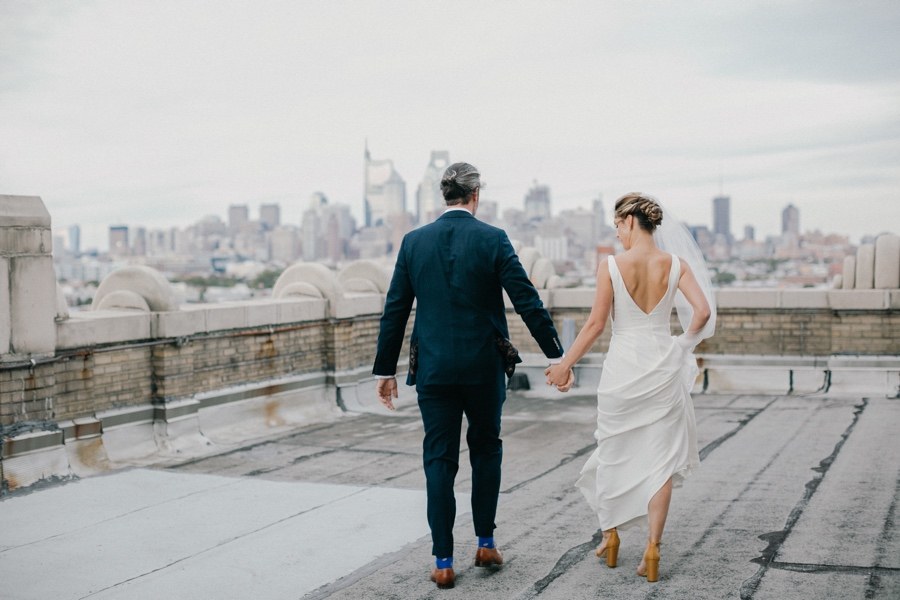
[609,255,678,317]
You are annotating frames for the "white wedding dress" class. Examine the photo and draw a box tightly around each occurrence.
[575,254,700,531]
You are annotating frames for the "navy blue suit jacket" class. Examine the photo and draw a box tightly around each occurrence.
[373,210,563,387]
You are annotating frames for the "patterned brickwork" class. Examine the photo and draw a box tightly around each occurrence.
[1,307,895,428]
[698,309,833,355]
[153,324,328,401]
[0,348,152,426]
[830,311,900,355]
[506,307,898,358]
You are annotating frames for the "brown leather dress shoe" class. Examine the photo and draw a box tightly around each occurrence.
[430,567,456,589]
[474,546,504,568]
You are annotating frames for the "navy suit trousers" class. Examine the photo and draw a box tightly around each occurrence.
[417,375,507,557]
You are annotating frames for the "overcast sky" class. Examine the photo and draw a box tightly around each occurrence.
[2,0,898,251]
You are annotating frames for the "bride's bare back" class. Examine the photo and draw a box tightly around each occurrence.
[614,249,673,315]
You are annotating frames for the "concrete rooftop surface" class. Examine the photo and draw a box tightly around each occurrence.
[1,386,898,600]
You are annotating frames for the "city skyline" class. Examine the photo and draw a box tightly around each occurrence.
[57,180,863,256]
[2,2,899,250]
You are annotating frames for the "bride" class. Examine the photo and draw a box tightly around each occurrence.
[545,193,714,583]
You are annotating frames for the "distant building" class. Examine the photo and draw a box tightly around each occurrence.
[744,225,755,242]
[322,204,356,263]
[416,150,450,224]
[502,208,526,229]
[302,192,356,263]
[53,234,65,257]
[109,225,129,256]
[712,195,731,241]
[592,195,606,241]
[352,224,391,259]
[524,182,551,221]
[535,227,568,262]
[782,204,800,235]
[689,225,715,259]
[260,203,281,231]
[68,225,81,255]
[270,226,300,264]
[147,229,173,256]
[302,193,328,261]
[228,204,249,233]
[478,200,499,225]
[132,227,147,256]
[364,143,407,227]
[558,207,596,248]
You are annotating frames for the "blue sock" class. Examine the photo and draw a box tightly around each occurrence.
[478,536,495,549]
[436,557,453,569]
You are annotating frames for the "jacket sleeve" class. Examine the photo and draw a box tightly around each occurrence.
[496,233,564,359]
[373,237,415,376]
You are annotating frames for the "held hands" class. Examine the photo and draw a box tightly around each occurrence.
[376,377,398,411]
[545,364,575,393]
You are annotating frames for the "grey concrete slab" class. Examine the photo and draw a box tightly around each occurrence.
[174,441,336,478]
[778,398,900,569]
[1,470,427,600]
[2,390,897,599]
[752,570,869,600]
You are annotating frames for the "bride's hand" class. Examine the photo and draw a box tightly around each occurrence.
[556,367,575,392]
[674,330,702,352]
[545,364,573,391]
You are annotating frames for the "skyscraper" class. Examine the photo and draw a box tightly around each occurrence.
[416,150,450,224]
[132,227,147,256]
[302,193,328,261]
[228,204,249,233]
[524,182,551,221]
[67,224,81,255]
[302,192,356,262]
[712,195,731,241]
[260,203,281,231]
[592,195,606,242]
[270,226,299,264]
[782,203,800,236]
[364,143,407,227]
[109,226,129,256]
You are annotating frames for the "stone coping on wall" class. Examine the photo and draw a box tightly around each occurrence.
[549,288,898,310]
[51,293,389,351]
[54,297,333,349]
[717,288,897,310]
[42,287,897,353]
[56,310,153,349]
[333,292,384,319]
[506,287,899,310]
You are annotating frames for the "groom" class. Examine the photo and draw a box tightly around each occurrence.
[373,162,570,590]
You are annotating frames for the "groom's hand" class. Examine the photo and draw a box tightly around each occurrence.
[376,377,398,411]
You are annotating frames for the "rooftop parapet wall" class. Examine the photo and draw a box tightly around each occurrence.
[507,288,899,357]
[2,263,897,429]
[1,253,897,492]
[1,195,57,357]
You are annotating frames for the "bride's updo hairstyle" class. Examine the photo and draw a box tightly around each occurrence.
[614,192,663,232]
[441,162,481,205]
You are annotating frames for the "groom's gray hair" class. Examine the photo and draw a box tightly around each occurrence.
[441,162,481,205]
